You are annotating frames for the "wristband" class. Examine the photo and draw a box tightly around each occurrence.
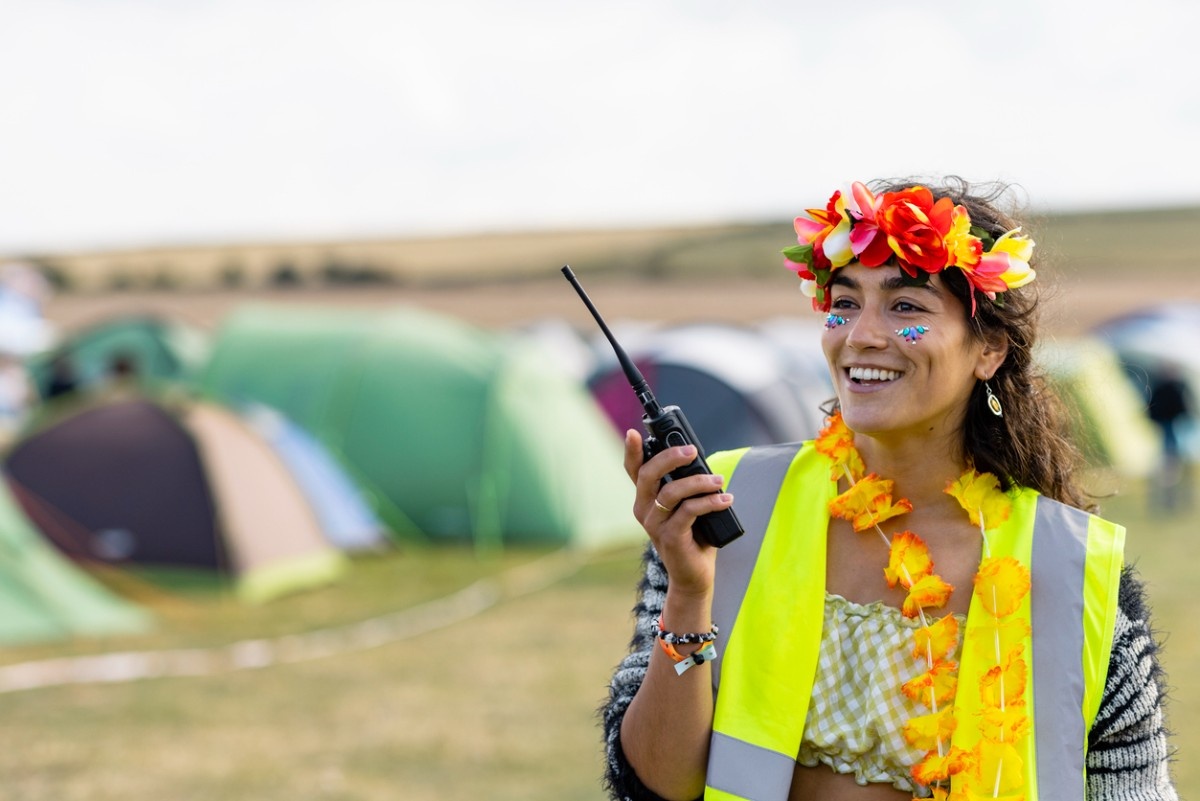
[654,616,719,645]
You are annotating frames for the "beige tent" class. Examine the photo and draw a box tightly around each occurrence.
[6,397,346,603]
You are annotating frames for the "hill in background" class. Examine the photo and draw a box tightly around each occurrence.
[18,205,1200,293]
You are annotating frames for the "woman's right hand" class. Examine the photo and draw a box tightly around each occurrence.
[623,429,731,599]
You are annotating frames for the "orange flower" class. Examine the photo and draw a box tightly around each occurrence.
[912,614,961,663]
[945,469,1011,530]
[814,412,865,482]
[964,616,1030,662]
[903,707,958,750]
[974,557,1031,617]
[979,706,1032,744]
[902,659,959,706]
[829,474,913,532]
[944,204,983,270]
[912,745,974,785]
[902,573,954,617]
[885,531,933,588]
[980,653,1028,708]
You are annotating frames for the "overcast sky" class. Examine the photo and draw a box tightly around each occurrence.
[1,0,1197,253]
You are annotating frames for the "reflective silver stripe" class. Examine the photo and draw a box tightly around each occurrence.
[712,443,804,692]
[1031,497,1089,801]
[707,730,796,800]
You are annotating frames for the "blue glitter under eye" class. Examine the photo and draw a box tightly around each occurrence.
[895,325,929,343]
[824,314,847,330]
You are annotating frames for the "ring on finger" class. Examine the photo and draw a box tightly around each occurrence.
[653,498,673,514]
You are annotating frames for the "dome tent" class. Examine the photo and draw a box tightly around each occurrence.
[0,478,150,645]
[5,397,346,603]
[588,322,831,455]
[198,305,639,550]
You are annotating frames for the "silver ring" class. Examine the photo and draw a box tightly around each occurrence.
[653,498,672,514]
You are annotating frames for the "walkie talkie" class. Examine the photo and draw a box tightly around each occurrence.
[562,265,744,548]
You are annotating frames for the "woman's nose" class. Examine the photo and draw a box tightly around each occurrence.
[845,306,890,350]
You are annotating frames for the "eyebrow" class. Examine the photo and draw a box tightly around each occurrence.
[831,271,944,296]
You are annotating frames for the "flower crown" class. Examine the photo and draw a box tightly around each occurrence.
[782,182,1036,316]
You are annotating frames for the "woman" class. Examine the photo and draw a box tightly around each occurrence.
[601,178,1177,801]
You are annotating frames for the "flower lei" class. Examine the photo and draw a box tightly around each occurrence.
[816,412,1032,800]
[782,182,1036,316]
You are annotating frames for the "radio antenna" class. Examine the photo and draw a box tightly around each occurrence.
[561,265,663,416]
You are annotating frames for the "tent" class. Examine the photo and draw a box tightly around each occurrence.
[588,322,832,455]
[1093,303,1200,460]
[1037,336,1161,478]
[5,397,346,602]
[198,305,640,549]
[25,314,209,399]
[241,403,389,552]
[0,477,151,645]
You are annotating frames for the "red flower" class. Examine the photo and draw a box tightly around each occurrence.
[876,186,957,276]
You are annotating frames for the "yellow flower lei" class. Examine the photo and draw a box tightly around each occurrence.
[817,412,1032,800]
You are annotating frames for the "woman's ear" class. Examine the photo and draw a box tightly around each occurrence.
[975,337,1009,381]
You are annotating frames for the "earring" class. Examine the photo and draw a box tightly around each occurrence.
[896,325,929,344]
[985,381,1003,417]
[824,313,847,330]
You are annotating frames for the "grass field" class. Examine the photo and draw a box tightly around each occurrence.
[0,472,1194,801]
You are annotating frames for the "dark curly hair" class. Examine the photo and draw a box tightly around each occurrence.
[846,176,1093,510]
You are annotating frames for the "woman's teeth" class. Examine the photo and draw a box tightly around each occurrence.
[849,367,900,383]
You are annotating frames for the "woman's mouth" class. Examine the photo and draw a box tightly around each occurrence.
[848,367,901,385]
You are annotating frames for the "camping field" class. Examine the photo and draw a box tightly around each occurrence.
[3,210,1199,799]
[0,475,1195,800]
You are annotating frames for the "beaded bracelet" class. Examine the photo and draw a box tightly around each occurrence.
[654,616,719,645]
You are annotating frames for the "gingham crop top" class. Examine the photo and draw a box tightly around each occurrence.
[797,593,966,796]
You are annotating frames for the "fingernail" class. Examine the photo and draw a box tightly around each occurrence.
[710,474,725,487]
[718,493,733,503]
[681,445,696,457]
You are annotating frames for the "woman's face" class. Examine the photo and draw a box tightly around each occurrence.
[821,263,1005,444]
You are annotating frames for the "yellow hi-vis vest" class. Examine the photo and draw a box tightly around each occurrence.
[702,442,1125,801]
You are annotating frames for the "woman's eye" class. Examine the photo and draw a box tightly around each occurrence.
[831,298,858,310]
[894,301,922,313]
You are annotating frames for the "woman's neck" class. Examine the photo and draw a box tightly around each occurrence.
[851,430,968,510]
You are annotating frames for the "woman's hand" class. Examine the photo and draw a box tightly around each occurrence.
[623,429,731,599]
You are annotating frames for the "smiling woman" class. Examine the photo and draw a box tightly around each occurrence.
[601,177,1178,801]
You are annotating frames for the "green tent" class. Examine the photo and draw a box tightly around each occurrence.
[1038,336,1160,478]
[199,305,640,549]
[0,479,151,645]
[27,314,209,397]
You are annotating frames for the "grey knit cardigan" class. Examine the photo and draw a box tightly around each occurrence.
[601,544,1178,801]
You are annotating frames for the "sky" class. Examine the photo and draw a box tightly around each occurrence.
[1,0,1197,254]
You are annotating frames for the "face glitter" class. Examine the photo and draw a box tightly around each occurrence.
[896,325,930,344]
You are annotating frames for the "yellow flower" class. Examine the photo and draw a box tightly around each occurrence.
[903,707,958,750]
[903,573,954,617]
[979,705,1032,744]
[965,616,1030,662]
[980,652,1028,708]
[974,557,1031,617]
[902,659,959,706]
[975,741,1025,795]
[814,412,865,482]
[945,469,1011,530]
[828,474,913,532]
[912,745,974,785]
[912,614,961,663]
[885,531,933,589]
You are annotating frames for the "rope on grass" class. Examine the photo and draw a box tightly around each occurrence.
[0,548,588,694]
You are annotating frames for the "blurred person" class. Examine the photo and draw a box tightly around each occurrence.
[1147,362,1194,512]
[44,353,79,399]
[0,351,34,444]
[602,179,1176,801]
